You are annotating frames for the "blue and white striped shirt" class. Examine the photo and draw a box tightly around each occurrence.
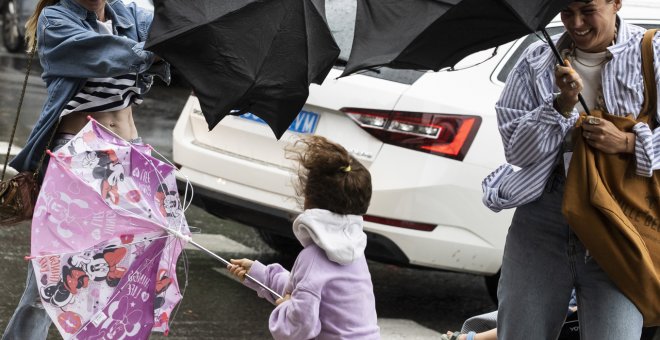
[483,19,660,212]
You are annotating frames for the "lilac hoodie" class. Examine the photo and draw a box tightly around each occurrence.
[243,209,380,339]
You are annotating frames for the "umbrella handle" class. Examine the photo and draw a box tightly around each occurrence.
[541,29,590,116]
[186,239,284,300]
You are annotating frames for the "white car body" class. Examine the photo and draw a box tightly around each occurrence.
[172,2,660,281]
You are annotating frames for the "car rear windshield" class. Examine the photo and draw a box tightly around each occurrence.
[326,0,426,85]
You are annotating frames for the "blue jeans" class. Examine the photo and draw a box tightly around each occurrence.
[2,135,143,340]
[497,169,643,339]
[1,261,52,340]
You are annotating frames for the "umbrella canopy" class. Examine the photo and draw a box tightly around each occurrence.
[30,119,190,338]
[146,0,340,139]
[341,0,572,76]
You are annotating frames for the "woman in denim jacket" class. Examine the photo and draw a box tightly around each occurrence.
[3,0,168,338]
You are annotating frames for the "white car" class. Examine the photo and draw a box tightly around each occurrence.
[172,1,660,300]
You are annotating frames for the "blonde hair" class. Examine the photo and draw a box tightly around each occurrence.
[25,0,58,52]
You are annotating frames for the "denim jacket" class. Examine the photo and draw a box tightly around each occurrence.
[10,0,170,173]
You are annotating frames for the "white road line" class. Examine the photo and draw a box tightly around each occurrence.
[0,141,21,156]
[184,233,258,255]
[378,319,444,339]
[210,267,444,339]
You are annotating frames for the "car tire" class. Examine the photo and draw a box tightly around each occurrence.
[2,0,24,53]
[258,230,302,255]
[484,270,500,305]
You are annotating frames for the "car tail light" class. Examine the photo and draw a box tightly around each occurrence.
[364,215,436,232]
[341,108,481,161]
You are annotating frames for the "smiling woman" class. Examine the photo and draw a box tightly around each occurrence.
[560,0,620,53]
[482,0,660,337]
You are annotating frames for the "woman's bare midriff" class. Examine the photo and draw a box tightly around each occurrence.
[58,106,138,140]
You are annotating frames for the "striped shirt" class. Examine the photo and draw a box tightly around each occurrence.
[483,18,660,212]
[62,74,142,115]
[62,19,142,116]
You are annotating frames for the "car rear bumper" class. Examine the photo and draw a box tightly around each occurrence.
[176,176,411,266]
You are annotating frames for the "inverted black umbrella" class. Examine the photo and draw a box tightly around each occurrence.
[340,0,591,112]
[342,0,571,74]
[146,0,340,139]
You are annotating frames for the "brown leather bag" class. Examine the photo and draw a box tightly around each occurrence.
[562,29,660,326]
[0,47,44,227]
[0,171,40,225]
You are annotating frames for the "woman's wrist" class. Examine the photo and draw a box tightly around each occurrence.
[623,132,636,154]
[553,93,576,118]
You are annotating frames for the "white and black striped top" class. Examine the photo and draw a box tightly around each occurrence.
[483,19,660,212]
[61,19,142,115]
[62,74,142,115]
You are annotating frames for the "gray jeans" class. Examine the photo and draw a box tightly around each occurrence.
[497,169,643,339]
[2,135,143,340]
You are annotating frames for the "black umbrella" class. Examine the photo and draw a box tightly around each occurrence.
[341,0,572,75]
[340,0,591,112]
[146,0,340,139]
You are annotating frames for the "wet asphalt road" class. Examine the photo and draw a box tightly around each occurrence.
[0,48,497,339]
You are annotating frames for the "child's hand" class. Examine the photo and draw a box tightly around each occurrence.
[227,258,254,282]
[275,294,291,306]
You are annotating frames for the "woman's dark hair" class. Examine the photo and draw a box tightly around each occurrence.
[287,136,372,215]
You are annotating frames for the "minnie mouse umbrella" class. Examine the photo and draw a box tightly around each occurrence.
[28,118,189,338]
[28,118,280,339]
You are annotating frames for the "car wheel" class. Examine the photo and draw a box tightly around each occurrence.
[484,270,500,305]
[2,0,24,52]
[258,230,302,255]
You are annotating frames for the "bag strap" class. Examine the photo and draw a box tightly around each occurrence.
[1,47,36,182]
[1,42,60,182]
[640,29,658,129]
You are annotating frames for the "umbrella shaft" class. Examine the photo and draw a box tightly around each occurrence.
[541,29,590,115]
[187,239,283,300]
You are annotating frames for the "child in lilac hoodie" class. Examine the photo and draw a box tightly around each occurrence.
[228,136,380,340]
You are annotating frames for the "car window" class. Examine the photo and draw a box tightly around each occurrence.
[326,0,426,85]
[496,23,660,83]
[496,26,565,83]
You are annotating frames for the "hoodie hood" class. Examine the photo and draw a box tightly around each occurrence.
[292,209,367,265]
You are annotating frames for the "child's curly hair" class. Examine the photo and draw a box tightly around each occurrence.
[287,136,372,215]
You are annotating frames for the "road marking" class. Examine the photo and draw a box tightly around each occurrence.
[210,267,444,339]
[185,233,258,255]
[0,142,21,156]
[211,266,241,282]
[378,319,444,339]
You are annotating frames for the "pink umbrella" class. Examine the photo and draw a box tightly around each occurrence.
[28,119,281,339]
[29,119,190,338]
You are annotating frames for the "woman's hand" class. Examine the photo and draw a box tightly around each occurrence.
[581,116,635,154]
[275,294,291,306]
[228,258,254,282]
[554,59,583,116]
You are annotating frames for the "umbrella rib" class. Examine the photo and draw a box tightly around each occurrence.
[147,3,261,48]
[499,0,534,32]
[69,240,173,339]
[251,0,292,91]
[26,234,173,259]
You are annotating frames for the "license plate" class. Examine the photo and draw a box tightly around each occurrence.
[238,110,320,134]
